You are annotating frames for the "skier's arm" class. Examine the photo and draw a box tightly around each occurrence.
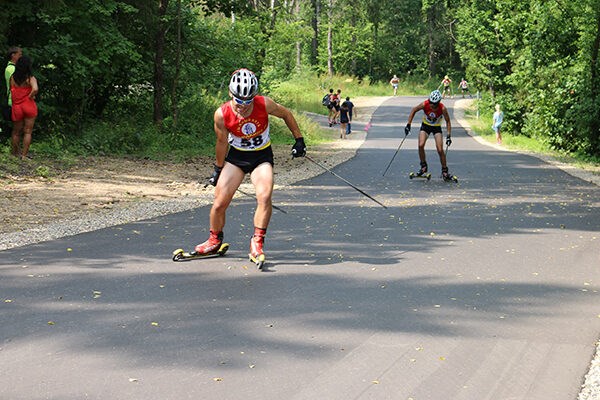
[213,108,229,168]
[264,96,303,140]
[443,107,452,138]
[406,103,424,125]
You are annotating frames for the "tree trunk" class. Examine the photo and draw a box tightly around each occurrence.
[327,0,334,76]
[426,7,436,78]
[590,9,600,154]
[310,0,319,65]
[295,0,301,68]
[350,8,357,75]
[171,0,181,126]
[153,0,169,125]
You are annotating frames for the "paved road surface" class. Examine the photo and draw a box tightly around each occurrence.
[1,96,599,400]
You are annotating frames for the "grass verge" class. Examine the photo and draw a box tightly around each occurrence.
[463,102,600,176]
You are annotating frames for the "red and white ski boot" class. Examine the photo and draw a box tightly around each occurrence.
[172,230,229,261]
[249,228,266,270]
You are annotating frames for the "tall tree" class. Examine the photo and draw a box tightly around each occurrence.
[154,0,169,124]
[327,0,334,75]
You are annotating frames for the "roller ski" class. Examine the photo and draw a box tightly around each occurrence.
[172,243,229,261]
[172,230,229,262]
[249,228,267,270]
[442,167,458,183]
[409,161,432,180]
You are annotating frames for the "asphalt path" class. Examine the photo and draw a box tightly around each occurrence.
[1,96,599,400]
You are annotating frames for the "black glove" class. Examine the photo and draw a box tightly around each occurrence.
[208,164,223,186]
[446,136,452,146]
[404,124,411,135]
[291,137,306,158]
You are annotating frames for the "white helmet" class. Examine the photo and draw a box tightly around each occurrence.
[229,68,258,100]
[429,90,442,104]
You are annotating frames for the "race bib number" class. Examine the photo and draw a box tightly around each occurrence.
[425,112,442,126]
[228,124,271,151]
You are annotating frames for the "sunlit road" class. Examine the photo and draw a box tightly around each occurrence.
[1,96,598,400]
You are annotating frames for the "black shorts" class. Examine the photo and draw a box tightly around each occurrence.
[226,145,274,174]
[420,123,443,135]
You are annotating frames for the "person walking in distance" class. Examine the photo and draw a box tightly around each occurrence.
[492,103,504,144]
[194,68,306,269]
[332,88,342,124]
[405,90,455,181]
[341,96,355,135]
[339,100,349,139]
[390,75,400,96]
[326,88,336,126]
[10,55,38,160]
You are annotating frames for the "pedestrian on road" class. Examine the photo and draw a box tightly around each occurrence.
[332,88,342,125]
[390,75,400,96]
[339,100,349,139]
[326,88,337,126]
[492,103,504,144]
[405,90,455,181]
[341,96,355,135]
[194,68,306,267]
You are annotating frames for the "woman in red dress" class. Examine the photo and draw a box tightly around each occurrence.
[10,55,38,160]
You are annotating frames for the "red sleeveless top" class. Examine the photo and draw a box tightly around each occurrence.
[422,99,445,126]
[221,96,271,151]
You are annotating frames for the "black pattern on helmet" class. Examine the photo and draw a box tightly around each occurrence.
[229,68,258,100]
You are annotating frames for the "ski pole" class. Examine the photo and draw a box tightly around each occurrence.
[382,133,408,177]
[203,184,288,214]
[304,155,388,209]
[235,188,288,214]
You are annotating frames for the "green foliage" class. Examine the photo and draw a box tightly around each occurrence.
[1,0,598,160]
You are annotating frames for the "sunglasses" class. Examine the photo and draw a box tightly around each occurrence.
[233,97,254,105]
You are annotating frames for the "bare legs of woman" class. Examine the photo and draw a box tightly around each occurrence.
[11,117,35,159]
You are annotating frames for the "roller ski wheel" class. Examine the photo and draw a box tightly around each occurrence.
[172,243,230,262]
[249,253,266,270]
[409,172,432,181]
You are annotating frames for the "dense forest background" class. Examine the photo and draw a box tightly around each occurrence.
[1,0,598,159]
